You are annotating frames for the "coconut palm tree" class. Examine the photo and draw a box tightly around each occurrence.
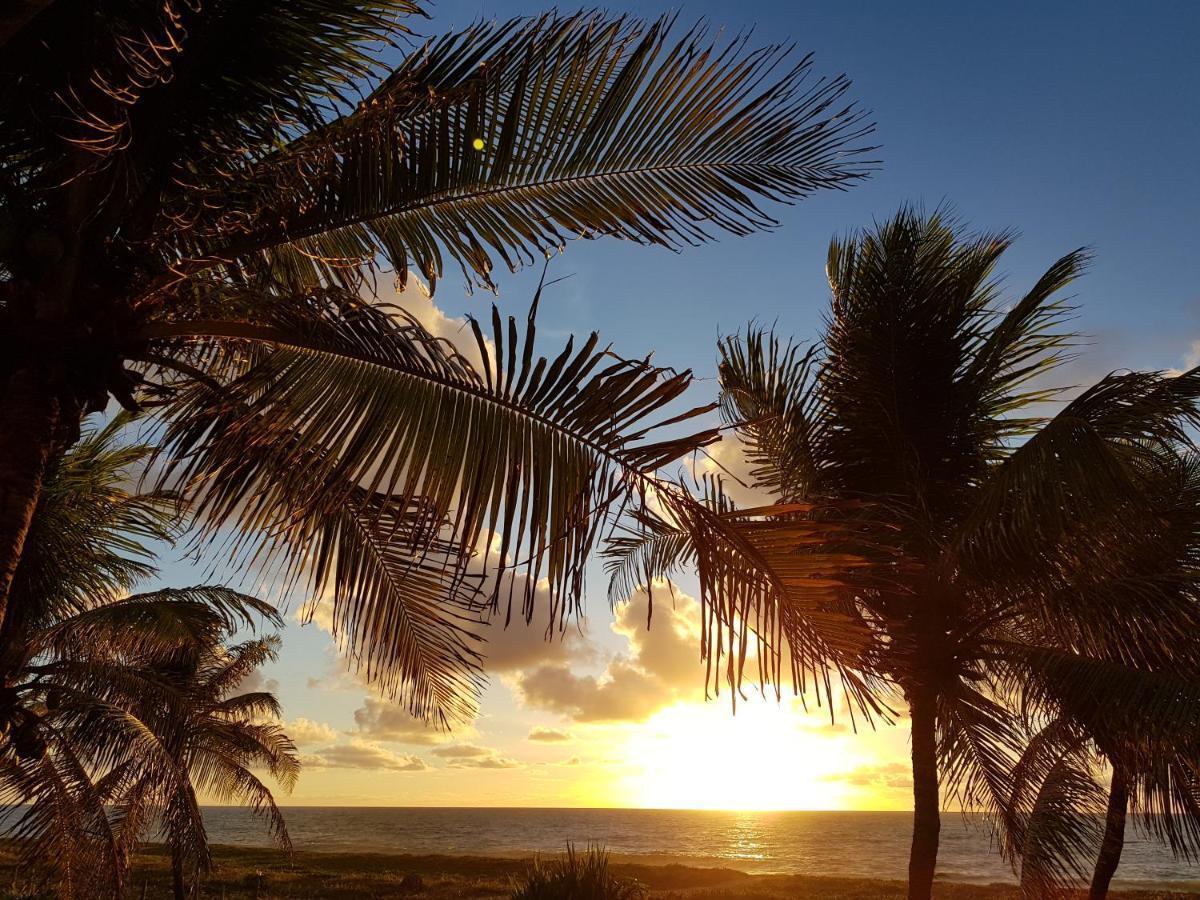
[0,1,875,720]
[997,450,1200,898]
[605,208,1200,900]
[0,418,293,898]
[137,633,298,900]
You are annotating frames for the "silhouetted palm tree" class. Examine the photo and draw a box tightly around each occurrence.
[0,2,874,721]
[142,634,297,900]
[0,419,292,898]
[606,208,1200,900]
[999,451,1200,898]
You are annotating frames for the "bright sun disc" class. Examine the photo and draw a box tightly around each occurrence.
[615,702,853,811]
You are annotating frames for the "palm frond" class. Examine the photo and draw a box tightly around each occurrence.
[1018,753,1105,898]
[141,283,716,717]
[173,12,874,291]
[960,369,1200,591]
[718,330,827,502]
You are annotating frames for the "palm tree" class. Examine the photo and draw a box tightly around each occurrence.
[605,208,1200,900]
[0,1,875,719]
[0,418,293,898]
[139,634,298,900]
[998,450,1200,898]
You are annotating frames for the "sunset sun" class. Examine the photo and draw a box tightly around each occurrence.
[617,702,855,811]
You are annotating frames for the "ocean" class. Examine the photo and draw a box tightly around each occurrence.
[200,807,1200,890]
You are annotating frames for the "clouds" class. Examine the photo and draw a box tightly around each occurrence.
[527,727,572,743]
[303,740,428,772]
[446,755,520,769]
[430,743,490,758]
[284,718,338,746]
[821,761,911,791]
[514,586,705,723]
[352,698,448,745]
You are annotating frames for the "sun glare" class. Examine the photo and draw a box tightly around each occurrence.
[615,701,857,811]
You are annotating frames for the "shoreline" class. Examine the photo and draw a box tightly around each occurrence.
[11,844,1190,898]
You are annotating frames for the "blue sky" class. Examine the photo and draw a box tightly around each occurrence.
[154,1,1200,806]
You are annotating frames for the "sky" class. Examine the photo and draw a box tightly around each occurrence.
[155,1,1200,811]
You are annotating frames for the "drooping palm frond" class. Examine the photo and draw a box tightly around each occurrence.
[959,369,1200,593]
[1017,753,1106,898]
[603,475,737,606]
[937,680,1026,824]
[0,744,124,900]
[982,449,1200,668]
[995,642,1200,864]
[141,633,298,891]
[38,587,280,667]
[167,12,874,291]
[2,1,425,190]
[139,282,718,719]
[613,479,890,718]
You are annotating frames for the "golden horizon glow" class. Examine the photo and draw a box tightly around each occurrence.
[612,702,860,812]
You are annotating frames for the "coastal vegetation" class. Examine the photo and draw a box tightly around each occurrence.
[0,420,295,896]
[0,3,1198,900]
[606,208,1200,899]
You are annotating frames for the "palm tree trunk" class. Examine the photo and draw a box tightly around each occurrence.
[0,368,59,644]
[907,686,940,900]
[1089,768,1129,900]
[171,845,187,900]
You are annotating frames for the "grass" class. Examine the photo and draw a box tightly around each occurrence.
[0,843,1194,899]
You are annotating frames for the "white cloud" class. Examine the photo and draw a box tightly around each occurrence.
[1168,339,1200,377]
[303,740,428,772]
[514,584,705,723]
[352,698,451,745]
[284,718,338,746]
[527,727,572,743]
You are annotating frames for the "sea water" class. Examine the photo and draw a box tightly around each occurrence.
[198,806,1200,890]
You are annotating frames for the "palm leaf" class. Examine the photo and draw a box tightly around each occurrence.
[140,283,717,718]
[718,329,828,502]
[171,12,874,291]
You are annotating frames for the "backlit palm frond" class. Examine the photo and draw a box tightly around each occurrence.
[718,330,827,502]
[38,587,280,667]
[820,207,1017,517]
[177,12,874,291]
[140,283,717,719]
[0,746,123,900]
[1017,753,1106,898]
[937,680,1026,826]
[959,369,1200,594]
[201,636,283,698]
[10,416,177,630]
[990,450,1200,668]
[657,490,885,717]
[603,474,734,605]
[994,643,1200,752]
[1000,718,1087,861]
[959,249,1086,435]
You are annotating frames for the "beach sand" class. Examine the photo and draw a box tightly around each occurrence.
[5,845,1193,899]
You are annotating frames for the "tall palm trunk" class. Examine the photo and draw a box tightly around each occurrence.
[907,686,940,900]
[1089,767,1129,900]
[0,368,59,644]
[171,845,188,900]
